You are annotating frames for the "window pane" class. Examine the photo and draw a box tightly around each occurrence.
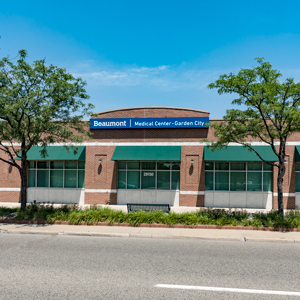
[215,162,229,170]
[247,162,262,171]
[231,162,246,171]
[127,171,140,189]
[263,162,273,171]
[78,161,85,169]
[50,170,63,188]
[247,172,262,191]
[118,162,126,170]
[205,172,214,190]
[171,172,180,190]
[65,170,77,188]
[157,162,170,170]
[28,170,36,187]
[171,162,180,170]
[296,164,300,172]
[205,162,214,170]
[118,171,126,189]
[50,161,63,169]
[127,162,139,170]
[65,161,77,169]
[37,170,49,187]
[215,172,229,190]
[157,171,170,189]
[29,161,36,169]
[141,171,155,189]
[263,172,273,192]
[37,161,49,169]
[142,162,156,170]
[78,170,85,188]
[230,172,246,191]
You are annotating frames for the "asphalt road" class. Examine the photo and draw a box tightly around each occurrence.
[0,234,300,299]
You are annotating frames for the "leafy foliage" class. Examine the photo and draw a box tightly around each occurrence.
[2,204,299,229]
[0,50,94,209]
[207,58,300,216]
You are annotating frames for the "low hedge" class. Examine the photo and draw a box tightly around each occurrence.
[2,203,300,228]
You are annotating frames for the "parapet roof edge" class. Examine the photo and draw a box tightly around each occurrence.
[92,106,210,116]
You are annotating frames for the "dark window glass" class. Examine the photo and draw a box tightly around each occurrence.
[263,172,273,192]
[230,172,246,191]
[247,172,262,191]
[37,161,49,169]
[37,170,49,187]
[28,170,36,187]
[247,162,262,171]
[205,172,214,190]
[171,162,180,170]
[215,172,229,190]
[127,162,139,170]
[50,170,63,188]
[215,162,229,171]
[231,162,246,171]
[50,161,63,169]
[142,162,156,170]
[127,171,140,189]
[78,161,85,170]
[157,171,170,189]
[171,172,180,190]
[65,170,77,188]
[65,161,77,169]
[118,171,126,189]
[157,162,170,170]
[78,170,85,188]
[141,171,155,189]
[118,162,126,169]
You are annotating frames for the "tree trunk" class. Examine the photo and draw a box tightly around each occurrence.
[20,157,28,211]
[277,159,284,217]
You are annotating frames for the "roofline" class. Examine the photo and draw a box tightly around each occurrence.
[92,106,210,116]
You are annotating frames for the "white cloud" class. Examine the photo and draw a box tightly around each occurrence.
[72,62,225,91]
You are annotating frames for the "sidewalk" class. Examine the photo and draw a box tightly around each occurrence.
[1,222,300,243]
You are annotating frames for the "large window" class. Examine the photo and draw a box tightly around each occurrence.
[296,164,300,192]
[28,161,85,188]
[118,161,180,190]
[205,162,272,192]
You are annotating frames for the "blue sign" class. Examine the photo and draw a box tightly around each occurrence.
[90,117,209,129]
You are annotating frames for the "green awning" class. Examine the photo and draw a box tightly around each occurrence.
[204,146,278,161]
[16,146,86,161]
[295,146,300,162]
[111,146,181,161]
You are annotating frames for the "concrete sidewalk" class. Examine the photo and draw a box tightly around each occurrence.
[1,223,300,243]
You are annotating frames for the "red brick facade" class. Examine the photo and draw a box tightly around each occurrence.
[0,106,299,209]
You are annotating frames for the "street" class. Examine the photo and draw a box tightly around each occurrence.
[0,234,300,299]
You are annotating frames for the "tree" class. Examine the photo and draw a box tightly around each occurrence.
[208,58,300,216]
[0,50,94,210]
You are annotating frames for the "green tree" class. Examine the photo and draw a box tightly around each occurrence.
[208,58,300,216]
[0,50,94,210]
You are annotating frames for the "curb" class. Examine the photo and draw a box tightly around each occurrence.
[1,219,299,232]
[1,229,300,243]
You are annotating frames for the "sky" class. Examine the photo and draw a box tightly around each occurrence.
[1,0,300,118]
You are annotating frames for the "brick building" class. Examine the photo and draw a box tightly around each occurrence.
[1,106,300,210]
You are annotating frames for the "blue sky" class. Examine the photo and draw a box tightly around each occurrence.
[1,0,300,118]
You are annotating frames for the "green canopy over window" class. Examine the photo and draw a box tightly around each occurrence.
[295,146,300,162]
[111,146,181,161]
[204,146,278,161]
[16,146,86,161]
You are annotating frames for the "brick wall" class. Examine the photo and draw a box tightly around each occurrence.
[1,106,299,209]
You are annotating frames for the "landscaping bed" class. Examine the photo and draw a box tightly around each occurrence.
[1,203,300,231]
